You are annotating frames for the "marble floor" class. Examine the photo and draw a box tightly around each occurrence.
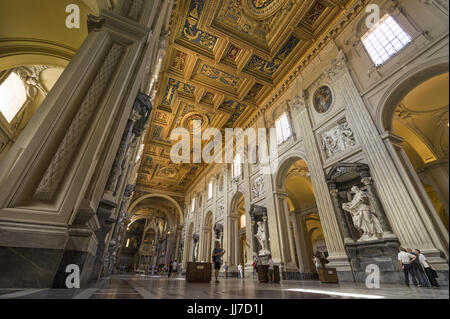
[0,275,447,299]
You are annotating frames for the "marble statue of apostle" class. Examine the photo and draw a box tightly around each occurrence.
[342,186,383,242]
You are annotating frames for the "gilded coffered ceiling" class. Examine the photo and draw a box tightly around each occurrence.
[136,0,361,195]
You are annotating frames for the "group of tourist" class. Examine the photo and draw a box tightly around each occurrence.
[398,247,440,288]
[211,241,278,283]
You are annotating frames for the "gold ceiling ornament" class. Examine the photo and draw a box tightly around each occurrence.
[160,166,179,178]
[181,112,210,132]
[242,0,288,20]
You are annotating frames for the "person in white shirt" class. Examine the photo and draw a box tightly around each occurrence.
[415,249,440,288]
[170,260,178,277]
[267,256,275,283]
[238,263,243,279]
[398,247,418,287]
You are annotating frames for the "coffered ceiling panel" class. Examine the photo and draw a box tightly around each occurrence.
[136,0,360,194]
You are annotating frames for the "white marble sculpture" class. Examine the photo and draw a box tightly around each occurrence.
[342,186,383,242]
[193,240,199,261]
[254,221,270,256]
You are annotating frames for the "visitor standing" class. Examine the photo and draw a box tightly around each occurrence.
[415,249,439,288]
[252,258,257,279]
[313,255,321,274]
[408,248,429,287]
[398,247,418,287]
[267,256,275,283]
[167,260,173,278]
[170,260,178,278]
[238,263,243,279]
[212,241,225,283]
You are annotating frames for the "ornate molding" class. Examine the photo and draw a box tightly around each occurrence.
[33,44,125,201]
[324,50,349,82]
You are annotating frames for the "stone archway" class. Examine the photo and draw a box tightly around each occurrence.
[128,193,184,224]
[184,223,194,263]
[201,211,214,262]
[228,191,245,269]
[379,64,449,257]
[275,155,324,279]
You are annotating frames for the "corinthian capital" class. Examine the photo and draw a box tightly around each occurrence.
[324,50,349,82]
[290,90,307,113]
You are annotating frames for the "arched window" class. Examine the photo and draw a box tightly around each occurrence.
[208,181,213,199]
[239,213,246,229]
[275,112,292,144]
[191,197,195,213]
[233,153,242,178]
[0,72,27,123]
[361,14,412,67]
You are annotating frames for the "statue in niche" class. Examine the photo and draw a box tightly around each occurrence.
[254,221,269,256]
[342,186,383,242]
[193,240,199,262]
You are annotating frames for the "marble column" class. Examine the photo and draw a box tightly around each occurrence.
[420,160,449,224]
[325,51,448,267]
[0,0,172,288]
[291,211,312,273]
[273,192,296,269]
[293,93,351,272]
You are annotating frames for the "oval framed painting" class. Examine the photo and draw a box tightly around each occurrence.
[313,86,333,114]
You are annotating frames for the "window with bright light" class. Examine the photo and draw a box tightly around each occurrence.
[240,213,246,229]
[233,154,242,178]
[275,112,292,145]
[0,72,27,123]
[208,182,213,199]
[191,197,195,213]
[362,14,412,67]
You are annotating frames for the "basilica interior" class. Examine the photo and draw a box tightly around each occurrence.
[0,0,448,299]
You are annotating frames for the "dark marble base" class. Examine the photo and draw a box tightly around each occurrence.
[345,237,404,284]
[282,271,318,280]
[52,249,98,288]
[0,246,64,288]
[436,270,449,286]
[336,271,355,283]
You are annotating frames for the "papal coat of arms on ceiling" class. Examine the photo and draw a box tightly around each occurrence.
[242,0,287,20]
[313,86,333,114]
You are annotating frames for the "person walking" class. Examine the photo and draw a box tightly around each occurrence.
[224,263,229,278]
[212,241,225,283]
[415,249,439,288]
[167,261,172,278]
[398,247,418,287]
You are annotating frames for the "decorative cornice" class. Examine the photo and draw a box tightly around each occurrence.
[244,0,368,129]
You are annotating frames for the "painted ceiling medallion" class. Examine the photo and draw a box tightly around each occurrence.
[242,0,287,20]
[181,112,210,132]
[313,86,333,114]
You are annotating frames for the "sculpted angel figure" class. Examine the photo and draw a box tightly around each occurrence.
[342,186,383,242]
